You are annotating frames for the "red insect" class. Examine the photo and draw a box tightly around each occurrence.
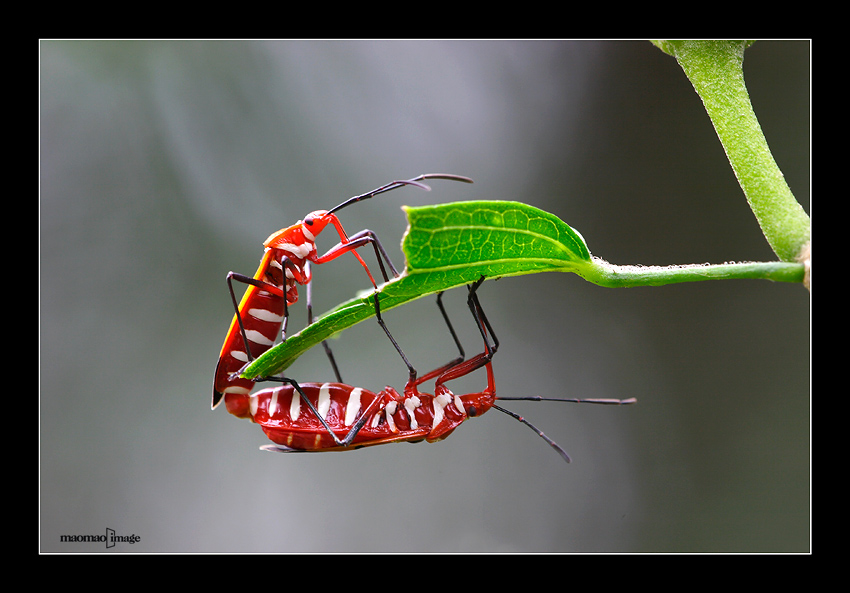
[226,277,636,463]
[212,173,473,410]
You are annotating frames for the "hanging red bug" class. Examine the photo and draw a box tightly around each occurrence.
[227,277,636,463]
[212,173,473,411]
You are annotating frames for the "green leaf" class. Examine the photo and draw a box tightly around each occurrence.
[403,199,592,278]
[241,200,593,379]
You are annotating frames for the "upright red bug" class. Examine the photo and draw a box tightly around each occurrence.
[212,173,473,410]
[227,277,636,463]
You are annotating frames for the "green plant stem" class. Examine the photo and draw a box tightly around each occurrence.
[653,41,810,263]
[579,257,805,288]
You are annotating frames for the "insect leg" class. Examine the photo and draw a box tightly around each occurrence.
[312,229,397,286]
[306,269,343,383]
[257,377,349,447]
[372,291,418,384]
[258,376,385,448]
[410,291,467,387]
[432,277,495,388]
[340,228,400,281]
[226,271,285,361]
[467,276,499,359]
[223,255,304,383]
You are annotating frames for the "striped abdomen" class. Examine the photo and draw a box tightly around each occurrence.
[213,250,290,406]
[228,381,478,451]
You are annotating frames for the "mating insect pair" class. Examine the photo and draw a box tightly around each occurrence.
[212,175,635,462]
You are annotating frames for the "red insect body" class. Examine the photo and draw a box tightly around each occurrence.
[212,213,354,408]
[224,352,496,452]
[213,207,406,409]
[213,249,288,404]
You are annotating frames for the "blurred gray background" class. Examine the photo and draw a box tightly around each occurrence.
[40,40,810,553]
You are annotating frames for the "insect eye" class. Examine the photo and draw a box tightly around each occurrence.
[466,405,478,417]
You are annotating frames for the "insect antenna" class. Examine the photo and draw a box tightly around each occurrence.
[492,396,637,463]
[497,396,637,405]
[491,404,573,463]
[326,174,473,215]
